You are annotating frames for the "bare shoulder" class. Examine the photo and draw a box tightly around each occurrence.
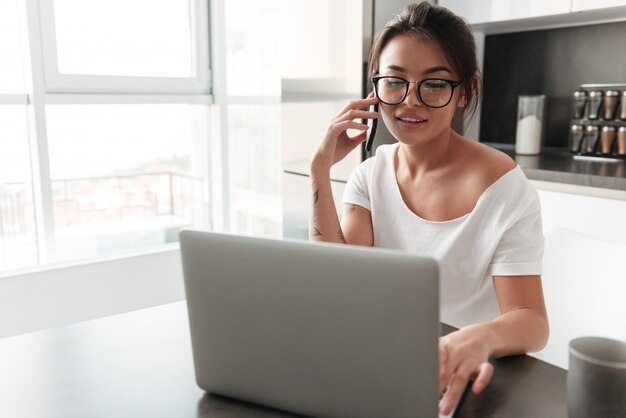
[455,138,517,189]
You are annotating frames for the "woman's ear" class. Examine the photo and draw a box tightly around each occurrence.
[457,75,479,108]
[457,92,468,108]
[457,86,468,107]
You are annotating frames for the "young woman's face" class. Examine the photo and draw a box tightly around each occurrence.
[376,34,465,147]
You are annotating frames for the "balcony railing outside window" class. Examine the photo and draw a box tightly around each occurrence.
[0,172,204,271]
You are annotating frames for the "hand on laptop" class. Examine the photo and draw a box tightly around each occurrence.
[438,324,494,416]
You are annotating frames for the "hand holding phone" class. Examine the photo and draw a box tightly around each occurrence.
[365,102,379,152]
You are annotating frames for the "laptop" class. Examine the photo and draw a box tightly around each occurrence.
[180,229,442,418]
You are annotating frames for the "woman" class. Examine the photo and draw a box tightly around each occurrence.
[309,2,549,415]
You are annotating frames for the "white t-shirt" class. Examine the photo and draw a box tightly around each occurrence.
[342,144,544,328]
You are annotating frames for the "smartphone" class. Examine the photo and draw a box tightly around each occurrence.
[365,102,379,152]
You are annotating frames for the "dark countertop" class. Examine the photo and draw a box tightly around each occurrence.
[0,302,567,418]
[485,143,626,191]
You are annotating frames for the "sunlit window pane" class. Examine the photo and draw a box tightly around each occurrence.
[0,0,25,93]
[46,104,210,262]
[225,1,279,96]
[52,0,193,77]
[0,106,38,272]
[228,104,281,238]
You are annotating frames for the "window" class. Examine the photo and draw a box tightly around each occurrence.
[0,1,37,272]
[39,0,209,93]
[51,0,194,78]
[45,104,209,262]
[0,0,380,340]
[0,106,38,271]
[0,0,25,93]
[1,0,367,274]
[0,0,211,274]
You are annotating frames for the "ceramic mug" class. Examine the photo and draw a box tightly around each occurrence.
[567,336,626,418]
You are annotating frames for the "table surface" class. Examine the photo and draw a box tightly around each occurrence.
[0,302,567,418]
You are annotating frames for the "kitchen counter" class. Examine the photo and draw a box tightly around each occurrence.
[284,143,626,192]
[485,143,626,192]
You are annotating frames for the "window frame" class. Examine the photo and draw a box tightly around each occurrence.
[11,0,219,269]
[0,95,29,105]
[37,0,211,94]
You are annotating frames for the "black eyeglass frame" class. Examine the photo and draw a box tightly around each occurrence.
[371,76,462,108]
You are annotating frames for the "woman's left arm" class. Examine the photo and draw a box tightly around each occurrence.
[486,274,549,355]
[438,275,549,415]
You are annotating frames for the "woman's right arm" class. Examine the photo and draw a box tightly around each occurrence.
[309,96,378,245]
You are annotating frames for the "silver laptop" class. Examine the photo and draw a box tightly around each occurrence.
[180,229,440,418]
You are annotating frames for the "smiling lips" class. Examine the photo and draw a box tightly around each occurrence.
[396,115,427,127]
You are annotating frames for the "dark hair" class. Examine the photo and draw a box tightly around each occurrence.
[368,2,481,121]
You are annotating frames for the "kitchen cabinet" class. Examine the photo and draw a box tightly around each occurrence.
[537,187,626,244]
[439,0,571,24]
[278,0,363,100]
[538,227,626,369]
[571,0,626,11]
[533,186,626,369]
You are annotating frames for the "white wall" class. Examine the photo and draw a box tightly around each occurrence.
[0,246,184,338]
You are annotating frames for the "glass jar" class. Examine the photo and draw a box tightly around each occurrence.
[515,95,545,155]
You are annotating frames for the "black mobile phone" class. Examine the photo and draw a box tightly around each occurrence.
[365,103,379,152]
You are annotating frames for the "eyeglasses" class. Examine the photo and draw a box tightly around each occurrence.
[372,76,462,108]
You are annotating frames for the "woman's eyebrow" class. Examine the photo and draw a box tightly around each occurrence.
[384,65,407,73]
[424,66,452,74]
[383,65,452,74]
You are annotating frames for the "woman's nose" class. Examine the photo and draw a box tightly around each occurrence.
[403,82,424,107]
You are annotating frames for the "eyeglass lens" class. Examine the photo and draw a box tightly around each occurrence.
[376,77,454,108]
